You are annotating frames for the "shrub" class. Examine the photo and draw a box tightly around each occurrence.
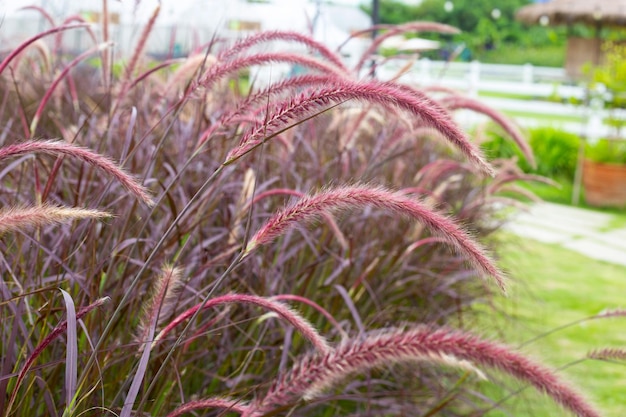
[586,138,626,165]
[529,127,581,179]
[481,125,581,180]
[0,10,602,417]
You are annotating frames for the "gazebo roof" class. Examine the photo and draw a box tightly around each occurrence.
[516,0,626,27]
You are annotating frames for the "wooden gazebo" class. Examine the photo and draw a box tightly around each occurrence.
[516,0,626,78]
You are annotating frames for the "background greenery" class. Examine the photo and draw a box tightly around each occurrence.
[474,235,626,417]
[363,0,626,67]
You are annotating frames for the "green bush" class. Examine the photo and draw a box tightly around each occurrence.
[586,138,626,164]
[481,125,581,179]
[476,44,566,67]
[529,127,581,178]
[480,125,527,164]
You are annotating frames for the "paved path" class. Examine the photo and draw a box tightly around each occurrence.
[505,202,626,267]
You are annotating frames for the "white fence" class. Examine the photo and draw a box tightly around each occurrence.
[378,59,625,142]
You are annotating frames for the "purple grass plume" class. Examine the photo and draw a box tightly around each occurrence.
[198,74,339,145]
[244,184,506,292]
[248,327,602,417]
[0,205,110,235]
[200,52,347,91]
[353,21,460,73]
[218,30,348,73]
[224,79,493,176]
[154,293,330,354]
[166,397,249,417]
[0,140,153,205]
[135,265,184,352]
[441,94,536,168]
[588,348,626,362]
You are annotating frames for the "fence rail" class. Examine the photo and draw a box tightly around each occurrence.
[378,59,625,142]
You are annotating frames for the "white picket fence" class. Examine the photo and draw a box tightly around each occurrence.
[378,59,625,142]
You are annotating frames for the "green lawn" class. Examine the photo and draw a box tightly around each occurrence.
[471,234,626,416]
[478,90,541,101]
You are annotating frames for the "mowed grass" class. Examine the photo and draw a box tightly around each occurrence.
[472,234,626,417]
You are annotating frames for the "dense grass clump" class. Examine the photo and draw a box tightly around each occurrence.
[0,9,603,417]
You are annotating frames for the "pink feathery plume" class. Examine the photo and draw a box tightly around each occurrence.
[250,327,602,417]
[353,22,460,73]
[225,79,493,176]
[198,74,338,145]
[0,205,110,235]
[244,184,506,292]
[200,52,347,90]
[154,293,330,354]
[441,94,536,169]
[219,30,348,72]
[166,398,249,417]
[0,140,153,205]
[135,265,184,352]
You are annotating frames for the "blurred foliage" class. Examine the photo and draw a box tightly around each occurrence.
[475,44,565,67]
[586,139,626,165]
[589,43,626,110]
[482,125,581,179]
[363,0,568,66]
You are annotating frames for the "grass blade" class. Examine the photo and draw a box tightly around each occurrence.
[59,289,77,415]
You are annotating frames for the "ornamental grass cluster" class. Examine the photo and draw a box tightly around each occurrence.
[0,5,608,417]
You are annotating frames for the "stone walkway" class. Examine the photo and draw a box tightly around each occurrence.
[505,202,626,267]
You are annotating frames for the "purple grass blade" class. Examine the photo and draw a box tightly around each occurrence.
[30,42,112,134]
[0,23,89,76]
[59,289,77,414]
[18,6,56,28]
[5,297,109,416]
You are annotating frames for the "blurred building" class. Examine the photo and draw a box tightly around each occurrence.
[0,0,371,69]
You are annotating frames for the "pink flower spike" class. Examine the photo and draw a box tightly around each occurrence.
[442,94,536,168]
[200,52,347,90]
[251,327,602,417]
[166,398,249,417]
[0,140,153,205]
[224,80,493,176]
[154,294,330,354]
[244,185,506,292]
[0,205,110,235]
[219,30,348,72]
[354,21,460,73]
